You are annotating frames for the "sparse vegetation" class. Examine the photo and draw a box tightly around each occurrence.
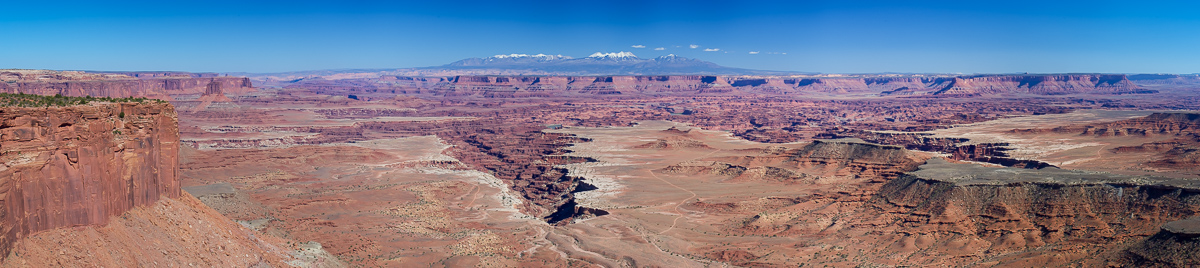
[0,92,164,107]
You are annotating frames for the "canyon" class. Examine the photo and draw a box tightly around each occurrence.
[5,69,1200,267]
[264,73,1153,98]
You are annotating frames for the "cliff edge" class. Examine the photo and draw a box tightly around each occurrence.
[0,100,179,257]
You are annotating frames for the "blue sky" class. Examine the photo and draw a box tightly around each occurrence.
[2,0,1198,73]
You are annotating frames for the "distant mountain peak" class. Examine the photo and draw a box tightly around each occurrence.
[655,54,685,61]
[587,51,638,59]
[489,53,571,60]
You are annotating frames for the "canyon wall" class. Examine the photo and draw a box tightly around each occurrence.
[872,173,1200,265]
[0,77,252,100]
[0,101,179,257]
[288,74,1152,97]
[1,70,252,100]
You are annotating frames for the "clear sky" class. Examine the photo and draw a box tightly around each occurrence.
[2,0,1198,74]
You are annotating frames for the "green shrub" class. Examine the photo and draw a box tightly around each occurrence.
[0,92,165,107]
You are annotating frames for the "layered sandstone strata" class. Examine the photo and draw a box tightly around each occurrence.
[0,70,251,100]
[0,101,179,257]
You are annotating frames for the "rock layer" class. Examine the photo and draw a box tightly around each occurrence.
[1,70,252,100]
[0,101,179,257]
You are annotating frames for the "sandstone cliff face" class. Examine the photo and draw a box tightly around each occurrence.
[0,77,251,100]
[0,102,179,257]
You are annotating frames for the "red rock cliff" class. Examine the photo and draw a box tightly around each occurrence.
[0,101,179,257]
[1,70,252,100]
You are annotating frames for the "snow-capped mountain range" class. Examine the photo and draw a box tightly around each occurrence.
[439,52,793,75]
[234,52,804,78]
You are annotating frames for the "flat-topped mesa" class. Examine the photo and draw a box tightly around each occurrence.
[292,74,1151,97]
[0,70,252,100]
[0,101,179,257]
[710,140,925,182]
[1065,112,1199,136]
[785,140,924,180]
[1124,218,1200,266]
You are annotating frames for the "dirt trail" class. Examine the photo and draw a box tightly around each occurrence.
[653,149,721,235]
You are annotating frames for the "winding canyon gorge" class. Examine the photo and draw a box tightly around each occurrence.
[3,67,1200,267]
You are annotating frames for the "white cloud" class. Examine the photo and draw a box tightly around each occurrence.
[689,44,700,49]
[749,51,760,54]
[631,45,645,48]
[654,47,665,50]
[704,48,720,52]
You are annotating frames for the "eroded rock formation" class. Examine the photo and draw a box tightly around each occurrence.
[1122,218,1200,266]
[860,160,1200,265]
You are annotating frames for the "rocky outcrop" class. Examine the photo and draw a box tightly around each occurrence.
[634,135,712,149]
[785,141,923,180]
[662,161,811,183]
[1122,218,1200,266]
[198,80,234,102]
[0,101,179,257]
[833,130,1057,169]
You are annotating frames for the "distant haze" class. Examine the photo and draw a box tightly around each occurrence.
[1,0,1198,73]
